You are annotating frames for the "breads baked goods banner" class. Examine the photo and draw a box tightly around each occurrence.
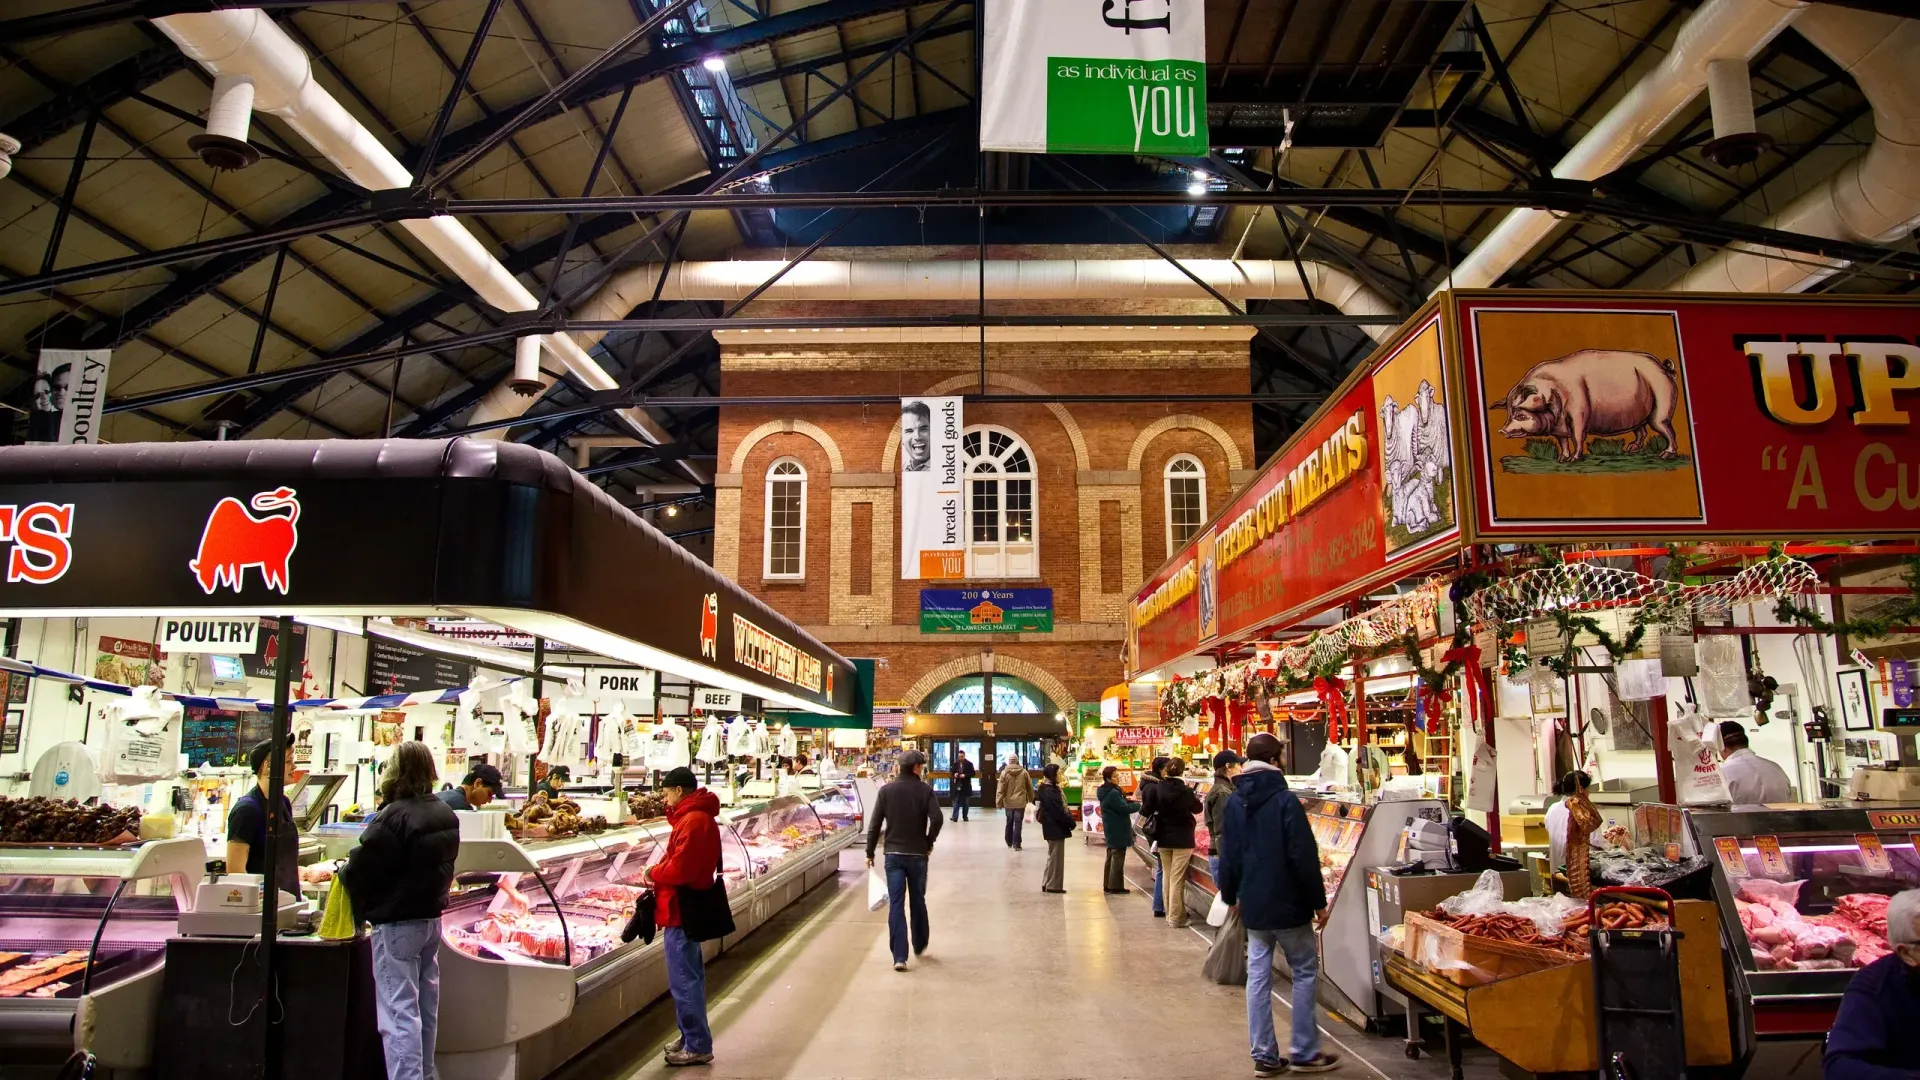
[900,395,964,579]
[980,0,1207,155]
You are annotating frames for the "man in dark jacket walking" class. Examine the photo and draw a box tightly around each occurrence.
[867,750,943,971]
[950,749,976,821]
[1219,733,1338,1075]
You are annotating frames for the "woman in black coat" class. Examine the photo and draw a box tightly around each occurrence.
[1036,763,1076,894]
[341,741,460,1080]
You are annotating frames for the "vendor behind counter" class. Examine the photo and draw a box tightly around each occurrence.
[226,740,298,890]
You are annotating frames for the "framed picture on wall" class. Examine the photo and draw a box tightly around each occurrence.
[0,709,21,754]
[1837,668,1873,732]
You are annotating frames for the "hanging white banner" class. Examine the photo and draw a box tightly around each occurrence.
[31,348,112,445]
[981,0,1208,155]
[900,396,964,579]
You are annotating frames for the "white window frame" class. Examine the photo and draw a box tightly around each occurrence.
[1163,454,1208,556]
[763,457,807,580]
[962,425,1039,580]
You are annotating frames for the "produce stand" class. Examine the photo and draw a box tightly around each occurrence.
[1383,898,1733,1078]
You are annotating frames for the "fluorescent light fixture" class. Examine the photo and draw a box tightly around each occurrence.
[702,56,726,72]
[464,608,849,716]
[1186,181,1207,197]
[1191,170,1209,181]
[295,615,363,636]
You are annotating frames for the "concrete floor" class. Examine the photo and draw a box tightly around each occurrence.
[552,811,1504,1080]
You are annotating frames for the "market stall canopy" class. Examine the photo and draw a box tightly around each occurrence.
[0,438,855,715]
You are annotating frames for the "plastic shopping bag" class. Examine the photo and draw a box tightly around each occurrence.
[1207,892,1231,928]
[318,876,357,940]
[867,866,889,912]
[1202,909,1247,985]
[1669,706,1732,805]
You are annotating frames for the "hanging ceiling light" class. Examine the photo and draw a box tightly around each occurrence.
[702,56,727,72]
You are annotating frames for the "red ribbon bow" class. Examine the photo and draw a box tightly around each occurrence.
[1314,675,1349,742]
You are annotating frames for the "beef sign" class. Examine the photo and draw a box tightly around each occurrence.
[1488,350,1681,463]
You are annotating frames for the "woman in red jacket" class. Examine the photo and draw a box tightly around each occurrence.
[642,766,722,1067]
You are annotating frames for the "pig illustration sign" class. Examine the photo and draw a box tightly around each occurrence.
[1456,293,1920,540]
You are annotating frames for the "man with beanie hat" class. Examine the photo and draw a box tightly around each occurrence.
[642,766,721,1066]
[1220,732,1337,1075]
[867,750,943,970]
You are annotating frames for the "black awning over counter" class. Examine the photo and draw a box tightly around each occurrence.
[0,438,855,715]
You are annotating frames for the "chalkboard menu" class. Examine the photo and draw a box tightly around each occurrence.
[365,638,472,696]
[182,707,245,767]
[184,708,284,767]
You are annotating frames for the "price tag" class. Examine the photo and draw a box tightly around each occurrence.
[1857,834,1892,874]
[1754,834,1789,877]
[1714,836,1749,877]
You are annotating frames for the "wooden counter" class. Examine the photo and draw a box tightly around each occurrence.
[1384,899,1732,1076]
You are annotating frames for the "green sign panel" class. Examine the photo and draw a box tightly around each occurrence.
[920,588,1053,634]
[1045,58,1207,155]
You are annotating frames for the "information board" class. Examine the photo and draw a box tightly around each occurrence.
[365,638,473,695]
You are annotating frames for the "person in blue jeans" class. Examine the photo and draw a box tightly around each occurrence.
[642,767,724,1066]
[340,742,460,1080]
[1140,757,1169,915]
[1218,733,1339,1075]
[866,751,943,970]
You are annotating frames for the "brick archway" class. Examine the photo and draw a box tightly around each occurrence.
[903,652,1078,713]
[881,373,1091,472]
[729,418,847,474]
[1126,413,1245,471]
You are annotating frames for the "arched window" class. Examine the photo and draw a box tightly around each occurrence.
[963,426,1037,578]
[763,457,806,579]
[1164,454,1207,554]
[930,677,1044,714]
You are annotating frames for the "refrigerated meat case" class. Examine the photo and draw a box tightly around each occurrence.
[1683,804,1920,1074]
[0,837,205,1072]
[436,781,862,1080]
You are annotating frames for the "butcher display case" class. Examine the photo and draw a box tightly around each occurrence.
[1685,804,1920,1065]
[0,837,206,1071]
[435,781,862,1080]
[1301,795,1448,1028]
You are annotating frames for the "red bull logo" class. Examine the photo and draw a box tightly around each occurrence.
[699,593,719,659]
[191,488,301,595]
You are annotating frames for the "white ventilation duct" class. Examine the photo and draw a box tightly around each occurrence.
[1703,59,1770,166]
[1676,5,1920,293]
[510,336,543,396]
[572,258,1401,343]
[189,73,260,170]
[1439,0,1806,291]
[151,11,705,482]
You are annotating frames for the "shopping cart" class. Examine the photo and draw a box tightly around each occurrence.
[1587,885,1686,1080]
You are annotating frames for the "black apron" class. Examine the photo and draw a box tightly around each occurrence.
[234,790,300,898]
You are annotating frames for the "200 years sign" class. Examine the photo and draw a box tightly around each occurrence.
[921,588,1053,634]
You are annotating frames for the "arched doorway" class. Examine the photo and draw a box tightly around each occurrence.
[909,674,1065,808]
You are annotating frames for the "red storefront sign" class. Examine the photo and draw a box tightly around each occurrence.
[1456,294,1920,540]
[1132,315,1459,673]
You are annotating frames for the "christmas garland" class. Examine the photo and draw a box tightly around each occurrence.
[1772,554,1920,642]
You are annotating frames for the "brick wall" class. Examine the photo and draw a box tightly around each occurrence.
[713,336,1254,709]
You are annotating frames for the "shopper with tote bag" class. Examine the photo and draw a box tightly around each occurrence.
[641,766,731,1067]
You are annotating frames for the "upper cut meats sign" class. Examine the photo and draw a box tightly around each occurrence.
[1456,294,1920,539]
[981,0,1207,155]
